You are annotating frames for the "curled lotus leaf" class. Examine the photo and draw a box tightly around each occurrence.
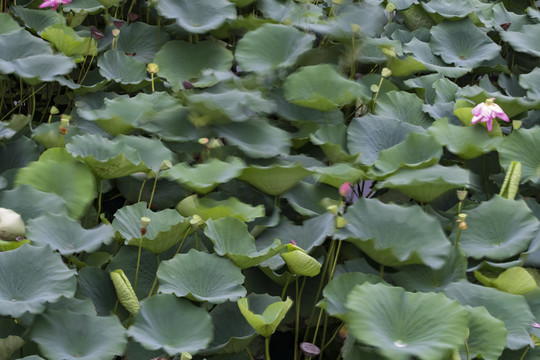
[238,162,314,196]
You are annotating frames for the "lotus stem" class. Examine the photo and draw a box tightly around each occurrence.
[318,313,329,360]
[137,175,149,203]
[134,235,143,294]
[147,254,160,297]
[245,347,255,360]
[265,336,271,360]
[173,227,192,257]
[95,179,103,224]
[281,273,292,300]
[465,339,470,360]
[520,345,530,360]
[0,84,46,122]
[147,169,162,209]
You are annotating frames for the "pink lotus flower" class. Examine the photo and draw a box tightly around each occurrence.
[471,98,509,132]
[339,182,352,197]
[39,0,72,10]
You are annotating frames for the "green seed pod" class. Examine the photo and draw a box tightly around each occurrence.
[110,269,140,315]
[280,247,321,277]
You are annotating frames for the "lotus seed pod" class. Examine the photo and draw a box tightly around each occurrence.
[0,208,25,241]
[160,160,172,171]
[110,269,140,315]
[281,250,321,277]
[180,352,192,360]
[146,63,159,74]
[49,106,59,115]
[385,3,396,12]
[336,216,348,228]
[140,217,151,228]
[381,67,392,78]
[456,189,468,201]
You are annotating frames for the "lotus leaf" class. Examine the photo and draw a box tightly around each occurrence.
[238,162,313,196]
[11,6,61,34]
[375,90,433,128]
[41,24,97,62]
[97,50,147,84]
[500,127,540,184]
[237,294,293,338]
[176,195,264,222]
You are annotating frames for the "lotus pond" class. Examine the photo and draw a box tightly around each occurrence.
[2,0,540,359]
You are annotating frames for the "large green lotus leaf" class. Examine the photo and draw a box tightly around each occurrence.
[376,165,470,203]
[30,309,127,360]
[430,18,500,68]
[41,24,97,62]
[158,249,246,303]
[237,294,292,338]
[347,115,425,166]
[283,64,361,111]
[26,213,114,255]
[394,38,472,78]
[390,247,467,292]
[66,134,148,179]
[15,153,96,220]
[500,128,540,184]
[238,163,313,196]
[115,22,169,63]
[257,0,323,26]
[375,91,433,128]
[77,91,179,135]
[235,23,314,73]
[0,136,39,174]
[164,157,244,194]
[500,24,540,57]
[115,135,176,174]
[217,119,290,158]
[156,0,236,33]
[519,68,540,101]
[202,300,257,355]
[11,6,61,34]
[477,267,538,295]
[135,105,199,142]
[127,294,213,355]
[76,266,119,316]
[346,283,468,360]
[310,124,358,163]
[186,88,276,124]
[154,40,233,92]
[257,213,335,270]
[336,198,451,268]
[461,305,507,360]
[444,281,534,350]
[0,29,75,83]
[0,13,21,34]
[113,202,190,254]
[372,132,442,177]
[310,164,365,189]
[63,0,104,13]
[0,244,76,318]
[204,217,283,269]
[0,185,67,222]
[428,117,502,160]
[177,195,264,222]
[97,50,147,84]
[421,0,475,18]
[0,122,16,140]
[282,181,341,216]
[318,272,383,321]
[456,196,539,261]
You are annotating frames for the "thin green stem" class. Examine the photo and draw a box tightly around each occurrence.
[134,235,143,294]
[371,76,385,113]
[520,345,530,360]
[245,347,255,360]
[79,51,96,85]
[465,339,470,360]
[173,227,192,257]
[328,239,342,280]
[294,277,306,360]
[317,314,329,360]
[77,40,92,84]
[147,254,160,297]
[265,337,271,360]
[137,176,148,203]
[147,169,162,209]
[321,323,343,351]
[281,273,292,300]
[0,84,46,122]
[30,86,36,119]
[95,179,103,224]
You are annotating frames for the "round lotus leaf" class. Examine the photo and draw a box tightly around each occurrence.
[461,305,507,360]
[428,117,502,160]
[156,0,236,34]
[115,134,176,174]
[282,181,341,216]
[237,294,292,338]
[318,272,383,321]
[238,163,313,196]
[217,119,291,158]
[41,24,97,63]
[154,40,233,92]
[336,198,451,269]
[310,124,358,164]
[77,266,119,316]
[375,165,470,203]
[11,6,61,34]
[430,18,500,68]
[112,202,190,254]
[500,24,540,57]
[456,196,539,261]
[127,294,213,356]
[115,22,170,63]
[420,0,475,18]
[165,157,245,194]
[15,153,96,220]
[283,64,361,111]
[204,217,283,269]
[26,213,114,255]
[66,134,148,179]
[347,115,425,166]
[158,249,246,303]
[500,127,540,184]
[346,283,468,360]
[519,67,540,101]
[444,281,534,350]
[0,135,39,175]
[372,132,442,177]
[97,50,147,84]
[0,29,75,83]
[477,266,538,295]
[30,309,127,360]
[257,0,323,25]
[0,244,76,318]
[0,13,21,34]
[235,23,314,73]
[63,0,104,13]
[374,91,433,128]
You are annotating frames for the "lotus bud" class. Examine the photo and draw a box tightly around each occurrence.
[160,160,172,171]
[113,20,124,29]
[385,3,396,12]
[180,353,192,360]
[198,137,209,145]
[326,204,339,215]
[339,182,352,197]
[90,25,105,41]
[59,116,69,135]
[456,189,468,201]
[207,138,224,149]
[110,269,140,315]
[370,84,379,93]
[336,216,348,228]
[128,13,139,22]
[146,63,159,75]
[350,23,361,33]
[140,216,151,235]
[50,106,59,115]
[457,213,467,230]
[0,208,25,241]
[381,67,392,78]
[280,244,321,277]
[190,214,205,230]
[112,29,120,37]
[513,120,522,129]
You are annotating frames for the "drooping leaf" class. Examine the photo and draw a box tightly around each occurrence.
[41,24,97,62]
[237,294,292,338]
[238,162,313,196]
[0,244,76,318]
[158,249,246,303]
[127,294,213,355]
[336,198,451,268]
[461,305,507,360]
[346,283,468,360]
[156,0,236,33]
